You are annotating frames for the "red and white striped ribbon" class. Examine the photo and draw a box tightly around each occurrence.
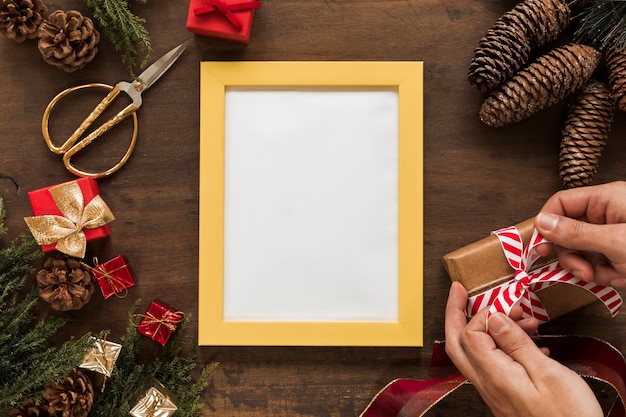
[467,225,622,326]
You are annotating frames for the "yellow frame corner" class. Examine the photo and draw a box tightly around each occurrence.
[199,61,423,346]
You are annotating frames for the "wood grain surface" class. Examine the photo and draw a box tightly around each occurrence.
[2,1,626,416]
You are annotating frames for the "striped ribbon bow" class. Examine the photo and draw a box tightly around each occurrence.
[467,225,622,327]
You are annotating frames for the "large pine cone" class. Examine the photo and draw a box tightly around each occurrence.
[468,0,570,92]
[606,38,626,112]
[9,398,52,417]
[560,79,614,189]
[37,254,94,311]
[0,0,47,42]
[37,9,100,73]
[43,369,94,417]
[479,44,601,127]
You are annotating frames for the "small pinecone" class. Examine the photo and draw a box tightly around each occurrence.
[37,9,100,73]
[479,44,601,127]
[605,38,626,112]
[37,254,94,311]
[0,0,47,42]
[559,79,614,189]
[468,0,570,92]
[9,398,52,417]
[43,369,94,417]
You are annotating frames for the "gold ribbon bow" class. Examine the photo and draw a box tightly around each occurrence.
[24,181,115,258]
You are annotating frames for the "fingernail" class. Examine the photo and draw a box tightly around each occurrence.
[572,269,586,282]
[536,212,559,231]
[488,313,510,335]
[610,277,626,289]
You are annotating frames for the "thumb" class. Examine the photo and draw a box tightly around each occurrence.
[488,313,546,369]
[535,212,616,255]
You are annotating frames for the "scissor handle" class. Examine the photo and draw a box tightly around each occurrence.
[41,83,140,178]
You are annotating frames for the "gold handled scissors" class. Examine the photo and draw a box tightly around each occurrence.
[42,41,190,178]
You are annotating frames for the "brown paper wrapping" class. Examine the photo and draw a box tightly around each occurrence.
[442,218,598,320]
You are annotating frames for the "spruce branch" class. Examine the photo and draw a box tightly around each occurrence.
[90,301,216,417]
[0,199,93,413]
[574,1,626,51]
[83,0,152,77]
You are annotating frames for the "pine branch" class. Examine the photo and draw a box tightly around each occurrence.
[0,199,93,413]
[574,1,626,51]
[90,301,216,417]
[83,0,152,77]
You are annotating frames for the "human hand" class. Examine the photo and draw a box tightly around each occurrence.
[444,281,602,417]
[534,181,626,288]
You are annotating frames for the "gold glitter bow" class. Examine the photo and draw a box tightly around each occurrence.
[24,181,115,258]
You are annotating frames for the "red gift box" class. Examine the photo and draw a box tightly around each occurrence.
[186,0,261,44]
[24,178,114,258]
[92,256,135,299]
[137,300,184,346]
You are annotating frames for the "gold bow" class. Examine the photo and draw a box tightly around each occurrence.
[24,181,115,258]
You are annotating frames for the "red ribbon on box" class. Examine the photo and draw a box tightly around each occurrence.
[194,0,261,31]
[467,226,623,328]
[135,301,184,346]
[360,336,626,417]
[90,256,135,299]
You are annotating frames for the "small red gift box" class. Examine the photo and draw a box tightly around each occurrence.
[137,300,184,346]
[186,0,261,44]
[24,178,114,258]
[92,256,135,299]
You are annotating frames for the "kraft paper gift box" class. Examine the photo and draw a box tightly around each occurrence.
[186,0,261,44]
[442,218,599,321]
[24,178,114,258]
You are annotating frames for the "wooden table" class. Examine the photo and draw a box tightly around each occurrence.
[2,0,625,415]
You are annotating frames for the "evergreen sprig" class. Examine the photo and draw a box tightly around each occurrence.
[574,1,626,51]
[84,0,152,77]
[90,300,216,417]
[0,199,93,413]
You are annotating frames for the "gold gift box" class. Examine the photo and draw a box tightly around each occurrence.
[442,218,598,320]
[79,338,122,377]
[130,385,178,417]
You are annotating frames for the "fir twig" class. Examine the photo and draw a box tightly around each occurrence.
[574,1,626,51]
[83,0,152,77]
[0,199,93,413]
[90,301,216,417]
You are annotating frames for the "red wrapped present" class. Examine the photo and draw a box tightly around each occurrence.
[91,256,135,299]
[24,178,115,258]
[136,300,185,346]
[186,0,261,44]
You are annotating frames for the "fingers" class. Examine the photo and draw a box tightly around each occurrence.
[486,313,550,381]
[535,213,616,255]
[444,282,474,375]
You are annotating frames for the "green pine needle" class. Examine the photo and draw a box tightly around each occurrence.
[84,0,152,77]
[0,199,93,413]
[574,1,626,51]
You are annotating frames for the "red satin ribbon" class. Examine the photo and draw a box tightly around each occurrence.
[194,0,261,31]
[360,336,626,417]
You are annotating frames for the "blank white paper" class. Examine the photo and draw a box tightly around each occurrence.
[223,88,399,322]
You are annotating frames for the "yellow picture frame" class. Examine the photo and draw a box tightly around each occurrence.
[199,61,423,346]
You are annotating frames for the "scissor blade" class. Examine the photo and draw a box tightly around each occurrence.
[136,40,190,92]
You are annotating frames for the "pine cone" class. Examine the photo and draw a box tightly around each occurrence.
[43,369,94,417]
[559,79,614,188]
[37,254,94,311]
[606,38,626,112]
[479,44,601,128]
[468,0,570,92]
[9,398,52,417]
[0,0,47,42]
[37,9,100,73]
